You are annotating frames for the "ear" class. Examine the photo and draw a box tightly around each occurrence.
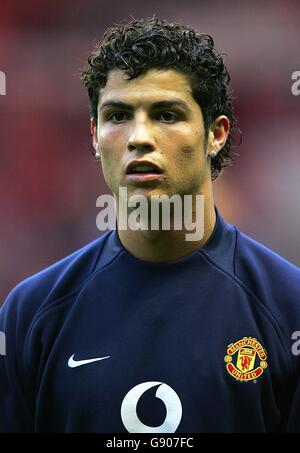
[90,117,98,152]
[207,115,230,157]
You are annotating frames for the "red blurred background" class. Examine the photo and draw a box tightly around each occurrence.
[1,0,300,302]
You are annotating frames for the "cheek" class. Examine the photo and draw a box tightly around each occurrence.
[173,147,207,194]
[99,126,125,152]
[180,145,206,167]
[181,145,197,158]
[164,125,205,154]
[98,127,125,175]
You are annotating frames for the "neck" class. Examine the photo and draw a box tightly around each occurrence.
[116,188,216,262]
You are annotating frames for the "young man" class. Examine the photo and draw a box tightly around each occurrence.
[1,17,300,433]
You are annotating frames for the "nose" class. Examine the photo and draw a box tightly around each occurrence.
[127,117,156,153]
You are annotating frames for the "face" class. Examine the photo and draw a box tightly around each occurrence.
[92,68,224,201]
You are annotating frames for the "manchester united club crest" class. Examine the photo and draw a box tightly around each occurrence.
[224,337,268,382]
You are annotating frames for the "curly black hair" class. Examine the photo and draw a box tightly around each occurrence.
[80,16,237,180]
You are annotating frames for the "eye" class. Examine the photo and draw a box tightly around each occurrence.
[158,111,180,123]
[108,111,130,123]
[106,110,181,123]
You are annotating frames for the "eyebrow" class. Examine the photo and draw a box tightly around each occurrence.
[100,99,192,113]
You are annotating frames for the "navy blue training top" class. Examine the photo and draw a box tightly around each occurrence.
[1,209,300,433]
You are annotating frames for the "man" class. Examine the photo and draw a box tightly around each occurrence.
[1,16,300,433]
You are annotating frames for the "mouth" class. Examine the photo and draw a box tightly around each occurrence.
[125,160,164,183]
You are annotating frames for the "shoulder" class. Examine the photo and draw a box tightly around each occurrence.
[0,231,126,399]
[235,228,300,290]
[234,227,300,335]
[0,231,116,328]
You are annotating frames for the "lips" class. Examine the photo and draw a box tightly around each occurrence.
[125,160,163,175]
[125,160,164,184]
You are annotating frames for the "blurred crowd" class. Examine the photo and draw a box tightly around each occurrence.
[1,0,300,302]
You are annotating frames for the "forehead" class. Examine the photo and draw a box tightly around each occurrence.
[98,68,195,108]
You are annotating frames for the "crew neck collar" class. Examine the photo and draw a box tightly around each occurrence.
[98,206,236,271]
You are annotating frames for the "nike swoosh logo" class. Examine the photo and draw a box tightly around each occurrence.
[68,354,110,368]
